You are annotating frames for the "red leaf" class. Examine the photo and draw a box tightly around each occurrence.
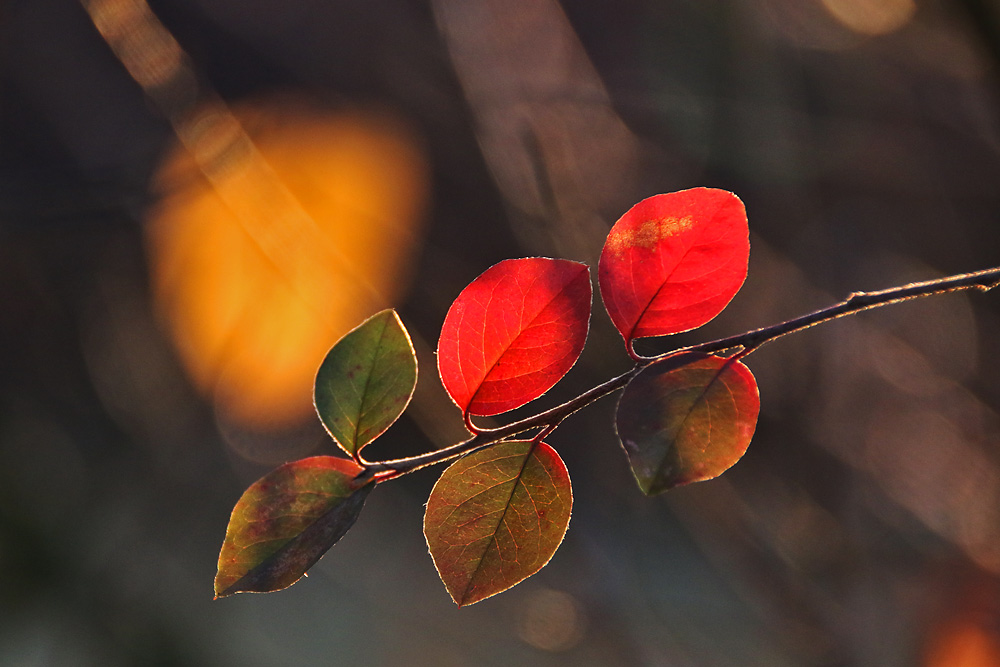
[214,457,373,597]
[437,258,591,416]
[424,440,572,606]
[615,353,759,494]
[598,189,749,352]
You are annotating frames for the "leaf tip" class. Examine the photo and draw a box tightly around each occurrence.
[212,582,234,600]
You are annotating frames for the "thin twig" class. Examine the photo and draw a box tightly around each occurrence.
[365,265,1000,478]
[686,265,1000,356]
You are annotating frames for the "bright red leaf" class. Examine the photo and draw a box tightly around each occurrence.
[437,258,591,416]
[215,457,373,597]
[615,352,759,494]
[424,440,572,606]
[599,188,749,352]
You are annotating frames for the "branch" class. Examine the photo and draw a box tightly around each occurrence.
[367,367,637,477]
[687,265,1000,356]
[366,265,1000,478]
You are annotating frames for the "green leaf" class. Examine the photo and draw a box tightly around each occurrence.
[314,309,417,458]
[424,440,572,606]
[215,456,374,597]
[615,352,760,495]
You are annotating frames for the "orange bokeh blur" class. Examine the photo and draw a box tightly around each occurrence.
[147,100,428,430]
[821,0,916,36]
[925,621,1000,667]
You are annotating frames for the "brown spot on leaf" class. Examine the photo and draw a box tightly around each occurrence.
[605,215,693,255]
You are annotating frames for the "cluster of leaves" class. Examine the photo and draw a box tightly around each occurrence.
[214,188,763,605]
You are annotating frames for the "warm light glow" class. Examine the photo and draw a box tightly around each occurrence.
[821,0,916,36]
[517,589,585,652]
[925,622,1000,667]
[148,101,428,429]
[83,0,430,434]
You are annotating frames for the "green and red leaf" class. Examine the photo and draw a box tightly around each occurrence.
[599,189,749,352]
[314,309,416,458]
[437,258,591,416]
[424,440,572,606]
[215,457,374,597]
[615,352,759,495]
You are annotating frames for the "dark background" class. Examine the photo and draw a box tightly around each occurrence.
[3,0,1000,664]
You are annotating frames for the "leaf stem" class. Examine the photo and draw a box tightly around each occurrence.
[365,368,638,475]
[364,264,1000,477]
[462,411,483,435]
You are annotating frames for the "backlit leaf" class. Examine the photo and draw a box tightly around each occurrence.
[424,440,572,606]
[616,352,759,495]
[314,309,416,458]
[215,457,373,597]
[598,189,749,350]
[437,258,591,416]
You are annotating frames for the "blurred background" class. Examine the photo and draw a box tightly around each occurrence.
[3,0,1000,664]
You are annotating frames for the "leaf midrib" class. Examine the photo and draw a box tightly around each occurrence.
[467,267,586,413]
[455,441,538,605]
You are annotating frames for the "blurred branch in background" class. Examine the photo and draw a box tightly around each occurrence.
[82,0,430,438]
[433,0,640,262]
[955,0,1000,88]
